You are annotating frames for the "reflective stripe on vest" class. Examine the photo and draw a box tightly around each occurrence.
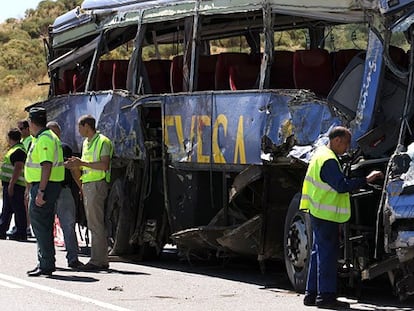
[299,145,351,223]
[24,129,65,183]
[81,133,113,183]
[0,143,26,186]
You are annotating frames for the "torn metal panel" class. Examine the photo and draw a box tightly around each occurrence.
[163,91,339,166]
[216,214,262,256]
[385,179,414,220]
[390,231,414,248]
[31,91,145,160]
[171,226,233,251]
[349,29,383,146]
[229,165,263,202]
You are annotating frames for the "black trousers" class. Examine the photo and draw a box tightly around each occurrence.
[0,183,26,237]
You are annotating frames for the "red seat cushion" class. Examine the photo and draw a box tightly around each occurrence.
[293,49,333,97]
[215,53,250,90]
[270,50,294,89]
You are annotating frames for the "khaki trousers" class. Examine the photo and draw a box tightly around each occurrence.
[82,180,109,266]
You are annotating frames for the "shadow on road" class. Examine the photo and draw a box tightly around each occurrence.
[48,274,99,282]
[107,246,414,310]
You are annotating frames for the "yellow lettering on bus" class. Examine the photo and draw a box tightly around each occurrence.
[188,115,196,161]
[174,116,184,153]
[234,116,246,164]
[197,115,210,163]
[212,114,227,163]
[163,115,174,147]
[163,115,184,153]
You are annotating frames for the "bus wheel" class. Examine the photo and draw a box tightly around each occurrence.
[283,193,312,293]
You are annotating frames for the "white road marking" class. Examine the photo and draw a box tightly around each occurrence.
[0,273,132,311]
[0,279,23,288]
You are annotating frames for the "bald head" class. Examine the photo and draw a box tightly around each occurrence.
[47,121,61,138]
[328,126,352,155]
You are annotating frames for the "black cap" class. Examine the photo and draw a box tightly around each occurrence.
[29,107,47,123]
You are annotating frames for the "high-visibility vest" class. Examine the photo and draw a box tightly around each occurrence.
[81,133,113,183]
[0,143,26,187]
[25,129,64,183]
[299,145,351,223]
[22,135,33,151]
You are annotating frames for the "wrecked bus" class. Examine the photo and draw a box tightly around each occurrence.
[34,0,414,299]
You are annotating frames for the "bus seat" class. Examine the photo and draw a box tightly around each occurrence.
[73,71,87,92]
[197,55,217,91]
[144,59,171,93]
[96,60,115,90]
[61,68,87,93]
[56,69,75,94]
[171,55,218,92]
[270,50,294,89]
[331,49,364,81]
[171,55,184,92]
[215,52,250,90]
[293,49,333,97]
[112,60,129,90]
[229,64,260,90]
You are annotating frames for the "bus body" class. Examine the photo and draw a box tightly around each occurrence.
[32,0,414,299]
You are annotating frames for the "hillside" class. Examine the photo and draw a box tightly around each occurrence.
[0,0,82,155]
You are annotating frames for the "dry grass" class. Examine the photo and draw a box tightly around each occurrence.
[0,78,48,159]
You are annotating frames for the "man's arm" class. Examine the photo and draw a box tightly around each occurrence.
[70,167,83,190]
[35,162,52,206]
[67,155,110,171]
[320,159,366,193]
[10,161,24,186]
[8,161,24,196]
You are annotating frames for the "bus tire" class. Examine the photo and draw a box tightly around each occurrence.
[283,193,312,293]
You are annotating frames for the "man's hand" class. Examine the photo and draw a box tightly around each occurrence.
[7,183,14,197]
[366,170,384,183]
[65,156,82,169]
[35,191,46,207]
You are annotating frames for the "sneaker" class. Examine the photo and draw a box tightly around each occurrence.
[316,299,350,310]
[6,226,17,236]
[68,260,85,269]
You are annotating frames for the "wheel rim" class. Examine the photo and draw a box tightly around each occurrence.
[286,215,309,272]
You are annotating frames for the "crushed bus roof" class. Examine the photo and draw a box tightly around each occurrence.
[51,0,370,48]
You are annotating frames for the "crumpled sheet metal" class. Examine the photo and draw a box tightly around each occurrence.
[163,91,339,165]
[386,179,414,221]
[33,91,145,160]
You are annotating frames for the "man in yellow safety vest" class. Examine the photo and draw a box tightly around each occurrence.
[0,128,27,241]
[300,126,383,309]
[25,107,65,277]
[66,114,113,271]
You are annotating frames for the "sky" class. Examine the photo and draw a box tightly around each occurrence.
[0,0,41,22]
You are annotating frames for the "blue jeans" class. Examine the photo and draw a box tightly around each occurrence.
[29,182,61,271]
[56,186,79,264]
[305,214,339,301]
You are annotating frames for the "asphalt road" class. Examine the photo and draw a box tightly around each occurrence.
[0,238,413,311]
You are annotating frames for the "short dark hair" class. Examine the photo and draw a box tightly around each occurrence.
[18,120,29,129]
[29,107,47,127]
[328,126,351,140]
[78,115,96,131]
[8,128,21,142]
